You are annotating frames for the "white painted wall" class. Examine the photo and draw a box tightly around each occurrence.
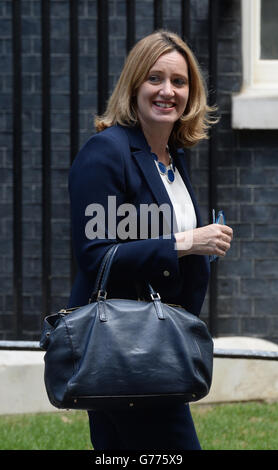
[0,350,56,415]
[0,337,278,415]
[198,337,278,405]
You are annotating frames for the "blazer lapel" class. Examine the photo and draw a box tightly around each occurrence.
[120,125,202,232]
[132,149,177,234]
[119,125,177,233]
[131,149,172,207]
[122,126,171,203]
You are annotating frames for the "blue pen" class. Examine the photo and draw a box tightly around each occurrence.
[216,210,226,225]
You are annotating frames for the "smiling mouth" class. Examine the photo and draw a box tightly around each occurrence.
[153,101,176,109]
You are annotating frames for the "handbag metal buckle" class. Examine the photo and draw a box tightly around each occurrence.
[151,292,161,301]
[97,289,107,300]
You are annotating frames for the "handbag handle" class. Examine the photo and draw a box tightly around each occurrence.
[90,244,165,321]
[89,245,116,303]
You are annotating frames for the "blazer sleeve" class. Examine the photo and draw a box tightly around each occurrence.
[68,132,180,285]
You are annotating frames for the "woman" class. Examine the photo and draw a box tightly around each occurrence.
[68,30,233,450]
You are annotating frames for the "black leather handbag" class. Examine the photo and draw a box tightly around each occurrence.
[40,244,213,410]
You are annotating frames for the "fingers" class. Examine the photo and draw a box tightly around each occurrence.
[214,224,233,257]
[180,224,234,257]
[215,225,233,242]
[216,240,231,257]
[215,223,233,235]
[220,224,233,239]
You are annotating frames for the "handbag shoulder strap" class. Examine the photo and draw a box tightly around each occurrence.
[89,244,119,302]
[94,244,165,320]
[97,244,119,295]
[89,244,162,314]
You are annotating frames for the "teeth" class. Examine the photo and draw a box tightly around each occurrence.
[154,102,174,108]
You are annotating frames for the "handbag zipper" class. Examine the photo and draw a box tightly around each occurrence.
[58,301,183,315]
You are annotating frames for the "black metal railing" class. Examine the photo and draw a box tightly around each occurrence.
[41,0,52,327]
[12,0,23,340]
[208,0,219,337]
[7,0,219,341]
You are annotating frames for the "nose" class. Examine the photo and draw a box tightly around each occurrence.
[159,79,175,98]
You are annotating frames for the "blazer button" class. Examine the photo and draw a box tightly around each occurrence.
[163,270,170,277]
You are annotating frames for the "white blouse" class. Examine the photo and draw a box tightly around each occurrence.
[155,161,197,233]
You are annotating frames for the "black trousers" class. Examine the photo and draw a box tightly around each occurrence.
[88,404,201,450]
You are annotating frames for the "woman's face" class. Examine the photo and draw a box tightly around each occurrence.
[136,50,189,132]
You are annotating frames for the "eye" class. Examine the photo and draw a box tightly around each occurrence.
[147,75,161,84]
[172,77,188,87]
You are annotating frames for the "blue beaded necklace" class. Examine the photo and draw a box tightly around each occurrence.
[153,147,175,184]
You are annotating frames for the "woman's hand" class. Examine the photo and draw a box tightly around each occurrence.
[175,224,233,258]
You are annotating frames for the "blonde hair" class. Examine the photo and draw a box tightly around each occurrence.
[94,30,218,147]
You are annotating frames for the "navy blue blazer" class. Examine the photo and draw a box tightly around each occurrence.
[68,124,210,316]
